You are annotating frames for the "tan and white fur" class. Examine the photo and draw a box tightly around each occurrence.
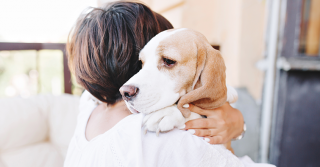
[120,28,238,135]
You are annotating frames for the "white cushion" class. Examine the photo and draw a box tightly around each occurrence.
[0,94,80,167]
[1,142,63,167]
[47,95,79,157]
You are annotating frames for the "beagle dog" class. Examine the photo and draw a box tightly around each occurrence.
[119,28,238,136]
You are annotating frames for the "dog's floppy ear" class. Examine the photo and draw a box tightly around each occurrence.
[177,37,227,118]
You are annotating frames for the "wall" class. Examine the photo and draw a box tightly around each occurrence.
[141,0,266,100]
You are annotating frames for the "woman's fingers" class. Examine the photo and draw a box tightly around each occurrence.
[187,129,219,137]
[203,136,224,144]
[185,118,217,129]
[187,104,211,116]
[186,129,228,144]
[182,102,244,145]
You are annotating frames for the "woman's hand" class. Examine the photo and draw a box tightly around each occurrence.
[184,103,244,144]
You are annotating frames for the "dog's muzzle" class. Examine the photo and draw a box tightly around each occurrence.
[119,85,139,101]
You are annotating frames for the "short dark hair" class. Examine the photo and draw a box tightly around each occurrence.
[67,1,173,105]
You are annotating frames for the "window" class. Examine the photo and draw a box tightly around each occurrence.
[298,0,320,56]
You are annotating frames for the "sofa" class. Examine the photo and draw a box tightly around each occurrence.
[0,94,80,167]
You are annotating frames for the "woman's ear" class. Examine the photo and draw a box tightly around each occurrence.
[177,41,227,118]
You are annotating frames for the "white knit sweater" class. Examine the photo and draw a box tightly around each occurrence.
[64,91,272,167]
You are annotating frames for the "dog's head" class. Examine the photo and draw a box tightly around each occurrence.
[120,28,227,116]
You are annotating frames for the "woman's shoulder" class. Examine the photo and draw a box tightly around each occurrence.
[79,90,98,109]
[70,90,98,141]
[76,90,99,122]
[140,127,244,167]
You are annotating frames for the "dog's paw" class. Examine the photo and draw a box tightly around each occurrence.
[142,105,185,135]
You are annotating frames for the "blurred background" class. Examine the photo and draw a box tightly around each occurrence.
[0,0,319,167]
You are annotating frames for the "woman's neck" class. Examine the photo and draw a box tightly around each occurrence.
[104,100,130,114]
[85,100,132,141]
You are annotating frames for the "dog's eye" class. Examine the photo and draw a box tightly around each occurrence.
[163,58,176,67]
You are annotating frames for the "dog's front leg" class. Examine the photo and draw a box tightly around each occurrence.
[142,104,187,135]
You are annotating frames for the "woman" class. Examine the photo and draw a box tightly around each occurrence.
[65,1,245,166]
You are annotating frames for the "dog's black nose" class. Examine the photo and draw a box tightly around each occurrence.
[119,85,139,101]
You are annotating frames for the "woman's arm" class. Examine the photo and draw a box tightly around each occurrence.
[183,103,244,144]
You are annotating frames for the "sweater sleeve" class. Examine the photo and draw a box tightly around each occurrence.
[141,128,244,167]
[175,131,244,167]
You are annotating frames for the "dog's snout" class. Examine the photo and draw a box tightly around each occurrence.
[119,85,139,101]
